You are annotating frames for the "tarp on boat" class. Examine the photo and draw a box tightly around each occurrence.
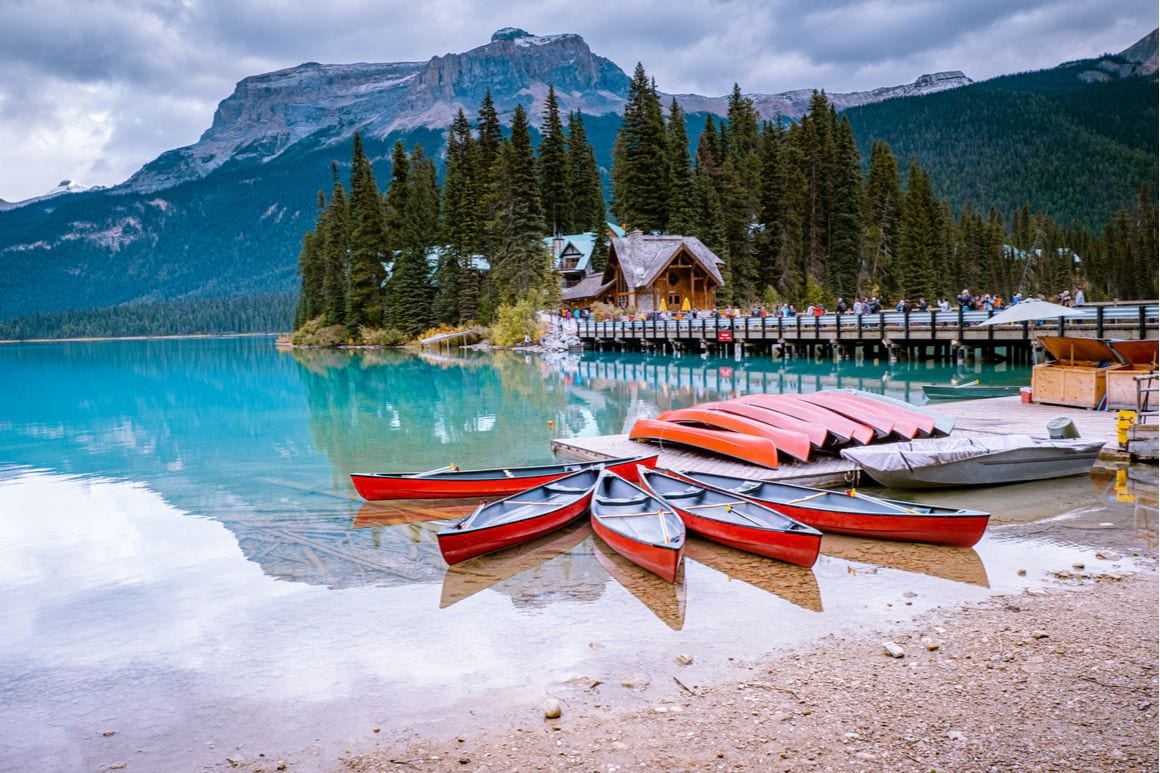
[840,435,1081,472]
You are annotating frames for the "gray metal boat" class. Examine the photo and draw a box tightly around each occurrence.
[840,434,1105,489]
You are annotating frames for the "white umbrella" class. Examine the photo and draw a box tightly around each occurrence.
[977,299,1085,326]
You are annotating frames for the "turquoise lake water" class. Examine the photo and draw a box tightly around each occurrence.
[0,337,1145,771]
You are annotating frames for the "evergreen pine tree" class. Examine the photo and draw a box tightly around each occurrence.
[665,99,696,236]
[489,105,552,304]
[897,160,939,302]
[567,111,608,270]
[385,146,439,334]
[611,64,670,231]
[825,116,863,301]
[320,166,349,328]
[346,133,389,331]
[861,140,903,299]
[538,85,573,235]
[294,191,327,329]
[439,109,477,323]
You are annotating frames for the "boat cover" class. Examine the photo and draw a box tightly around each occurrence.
[840,435,1101,472]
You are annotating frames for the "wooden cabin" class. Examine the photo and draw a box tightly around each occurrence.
[561,230,724,312]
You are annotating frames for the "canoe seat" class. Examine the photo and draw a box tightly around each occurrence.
[658,486,701,499]
[596,494,648,506]
[545,483,589,494]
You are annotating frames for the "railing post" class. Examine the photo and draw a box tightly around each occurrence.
[957,306,964,341]
[1096,306,1105,338]
[835,312,842,341]
[856,312,863,339]
[1140,304,1147,339]
[988,310,995,341]
[929,310,937,340]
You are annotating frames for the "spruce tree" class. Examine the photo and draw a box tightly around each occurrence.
[384,140,410,253]
[611,64,670,231]
[825,116,863,301]
[474,89,504,259]
[320,167,349,328]
[385,146,438,335]
[897,160,939,302]
[294,191,327,329]
[346,133,389,331]
[489,105,552,303]
[666,99,696,237]
[538,85,573,235]
[439,109,477,323]
[862,140,903,299]
[567,111,608,270]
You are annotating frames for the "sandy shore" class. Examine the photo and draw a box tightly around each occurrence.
[330,567,1156,772]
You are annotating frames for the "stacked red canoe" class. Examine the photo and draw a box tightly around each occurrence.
[629,389,952,467]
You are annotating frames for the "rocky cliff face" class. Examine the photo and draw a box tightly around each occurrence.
[124,28,970,194]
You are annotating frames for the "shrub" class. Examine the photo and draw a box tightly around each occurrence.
[290,317,348,347]
[490,297,545,347]
[359,326,408,347]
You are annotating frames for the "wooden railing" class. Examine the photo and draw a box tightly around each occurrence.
[574,303,1158,346]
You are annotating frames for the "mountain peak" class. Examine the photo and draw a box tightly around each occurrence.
[491,27,533,42]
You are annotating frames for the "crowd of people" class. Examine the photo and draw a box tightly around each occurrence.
[560,286,1086,323]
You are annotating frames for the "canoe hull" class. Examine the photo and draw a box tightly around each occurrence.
[437,496,592,565]
[754,500,989,548]
[591,511,685,583]
[657,406,812,462]
[678,470,990,547]
[629,418,780,468]
[352,455,657,500]
[676,508,821,566]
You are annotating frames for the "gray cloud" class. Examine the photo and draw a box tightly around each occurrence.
[0,0,1154,201]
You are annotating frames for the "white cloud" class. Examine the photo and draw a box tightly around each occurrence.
[0,0,1154,200]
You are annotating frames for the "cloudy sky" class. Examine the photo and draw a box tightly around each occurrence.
[0,0,1154,202]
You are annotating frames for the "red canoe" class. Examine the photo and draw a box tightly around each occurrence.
[590,470,686,583]
[832,391,937,436]
[657,406,812,462]
[351,454,658,500]
[639,468,821,567]
[733,394,875,446]
[803,391,929,438]
[629,418,780,469]
[677,470,990,547]
[793,392,902,439]
[700,400,831,450]
[436,469,599,565]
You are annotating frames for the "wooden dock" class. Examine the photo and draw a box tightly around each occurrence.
[550,396,1122,487]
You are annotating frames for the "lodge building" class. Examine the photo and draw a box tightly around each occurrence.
[558,229,725,312]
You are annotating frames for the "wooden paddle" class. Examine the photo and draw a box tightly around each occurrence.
[785,491,830,505]
[412,464,456,478]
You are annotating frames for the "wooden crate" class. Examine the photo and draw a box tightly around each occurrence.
[1032,337,1122,409]
[1106,339,1158,410]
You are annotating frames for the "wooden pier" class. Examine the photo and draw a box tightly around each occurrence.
[551,396,1123,487]
[575,302,1158,362]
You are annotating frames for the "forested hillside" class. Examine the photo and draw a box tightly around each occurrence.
[844,58,1158,231]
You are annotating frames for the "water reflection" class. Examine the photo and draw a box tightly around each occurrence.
[821,534,990,587]
[591,536,687,630]
[439,521,598,608]
[685,539,823,611]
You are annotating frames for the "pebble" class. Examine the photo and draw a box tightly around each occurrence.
[922,637,941,651]
[543,699,562,719]
[947,730,965,741]
[620,675,650,689]
[611,741,628,751]
[101,730,117,737]
[276,763,286,771]
[108,765,126,771]
[1095,550,1122,561]
[675,653,694,666]
[1072,562,1085,570]
[883,641,905,658]
[854,751,877,761]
